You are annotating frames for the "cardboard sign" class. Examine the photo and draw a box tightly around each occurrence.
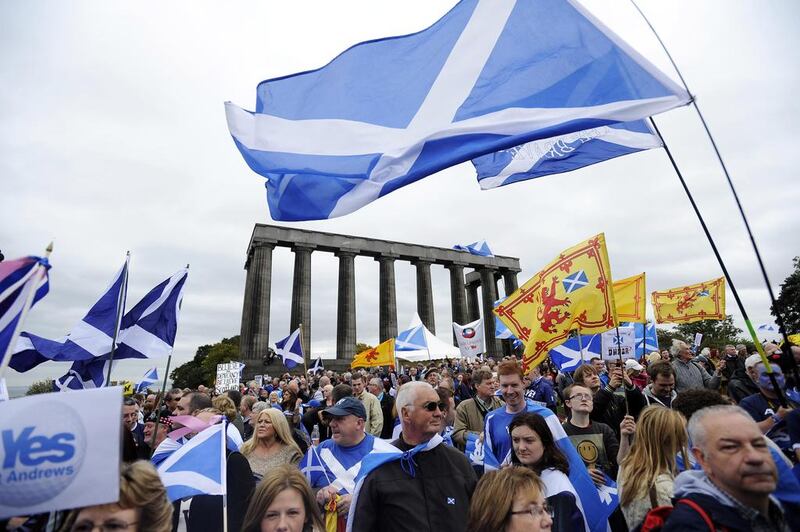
[215,362,244,394]
[0,387,122,518]
[254,375,263,388]
[693,333,703,349]
[600,327,636,360]
[453,319,484,358]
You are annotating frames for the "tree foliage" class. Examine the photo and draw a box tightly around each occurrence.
[772,256,800,335]
[354,342,373,355]
[171,335,241,388]
[26,379,54,395]
[674,315,743,350]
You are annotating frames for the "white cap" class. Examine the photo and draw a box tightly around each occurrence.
[625,359,644,371]
[745,354,763,369]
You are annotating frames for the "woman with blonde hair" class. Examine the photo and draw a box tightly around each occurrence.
[468,467,553,532]
[617,406,689,530]
[65,461,172,532]
[240,407,302,478]
[242,464,324,532]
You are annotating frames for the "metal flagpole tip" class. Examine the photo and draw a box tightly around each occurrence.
[45,241,54,255]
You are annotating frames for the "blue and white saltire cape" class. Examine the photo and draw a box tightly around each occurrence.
[0,255,50,368]
[344,433,444,532]
[157,423,225,502]
[135,366,159,393]
[453,240,493,257]
[225,0,689,221]
[484,400,611,532]
[549,334,601,372]
[473,120,662,189]
[275,328,304,369]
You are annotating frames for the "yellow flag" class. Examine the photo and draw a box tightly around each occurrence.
[613,273,646,324]
[351,338,395,368]
[789,333,800,345]
[652,277,725,324]
[495,234,617,370]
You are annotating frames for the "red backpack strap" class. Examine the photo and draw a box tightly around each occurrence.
[676,498,718,532]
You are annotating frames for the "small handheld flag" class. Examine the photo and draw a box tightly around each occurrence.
[157,423,225,502]
[275,328,304,369]
[135,367,159,393]
[652,277,725,324]
[308,357,324,375]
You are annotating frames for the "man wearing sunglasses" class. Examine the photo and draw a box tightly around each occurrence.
[350,381,477,532]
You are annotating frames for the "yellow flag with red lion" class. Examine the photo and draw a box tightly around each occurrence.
[652,277,725,324]
[494,234,617,370]
[351,338,395,368]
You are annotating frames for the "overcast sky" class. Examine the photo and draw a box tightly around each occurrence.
[2,0,798,389]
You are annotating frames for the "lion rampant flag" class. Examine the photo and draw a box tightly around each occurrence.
[494,234,617,370]
[613,273,646,324]
[351,338,395,368]
[652,277,725,324]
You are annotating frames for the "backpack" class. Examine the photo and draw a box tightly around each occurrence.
[636,498,725,532]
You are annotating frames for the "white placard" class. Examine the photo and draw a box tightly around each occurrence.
[215,362,244,394]
[600,327,637,360]
[453,319,484,358]
[693,333,703,349]
[254,375,263,388]
[0,387,122,518]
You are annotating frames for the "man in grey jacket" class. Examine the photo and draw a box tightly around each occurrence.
[670,340,725,394]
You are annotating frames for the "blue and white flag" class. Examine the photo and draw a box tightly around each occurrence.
[626,321,659,358]
[225,0,689,221]
[308,357,324,375]
[474,120,662,189]
[0,255,50,370]
[275,328,304,369]
[757,323,778,333]
[453,240,493,257]
[549,334,601,372]
[464,432,484,467]
[157,423,225,502]
[395,320,428,352]
[135,367,159,393]
[597,471,620,520]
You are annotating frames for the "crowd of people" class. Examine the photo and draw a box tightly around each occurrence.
[4,338,800,532]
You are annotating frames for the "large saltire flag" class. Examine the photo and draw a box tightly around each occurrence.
[652,277,726,324]
[473,120,662,189]
[613,273,646,324]
[351,338,394,369]
[495,234,617,370]
[225,0,689,221]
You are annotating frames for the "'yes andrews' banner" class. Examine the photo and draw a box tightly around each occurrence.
[0,387,122,518]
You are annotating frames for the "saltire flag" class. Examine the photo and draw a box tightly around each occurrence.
[157,423,225,502]
[453,318,484,357]
[464,432,485,468]
[351,339,394,369]
[395,317,428,352]
[453,240,493,257]
[0,255,51,372]
[11,262,128,372]
[225,0,689,221]
[301,436,400,495]
[597,471,620,519]
[625,321,659,358]
[495,234,617,370]
[473,120,662,189]
[46,269,189,391]
[135,367,159,393]
[483,401,611,532]
[613,273,646,324]
[276,328,304,369]
[549,333,601,372]
[652,277,725,324]
[757,323,778,333]
[308,357,324,375]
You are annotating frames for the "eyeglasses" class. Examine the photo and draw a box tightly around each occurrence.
[568,393,592,401]
[419,401,447,412]
[72,521,138,532]
[509,503,553,519]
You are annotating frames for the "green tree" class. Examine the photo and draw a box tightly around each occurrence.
[354,342,373,355]
[674,315,743,350]
[26,379,54,395]
[656,327,684,351]
[171,335,241,388]
[771,256,800,335]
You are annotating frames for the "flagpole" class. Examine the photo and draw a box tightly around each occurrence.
[0,243,52,381]
[221,420,228,532]
[649,119,788,407]
[614,326,629,414]
[575,327,585,364]
[633,1,799,380]
[105,251,130,386]
[298,323,308,376]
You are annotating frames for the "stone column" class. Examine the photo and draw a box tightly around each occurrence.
[290,244,314,355]
[241,243,274,365]
[480,267,501,357]
[466,280,481,322]
[445,262,468,344]
[336,250,357,360]
[414,259,435,334]
[502,269,520,295]
[376,254,398,342]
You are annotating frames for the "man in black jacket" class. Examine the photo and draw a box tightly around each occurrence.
[350,381,477,532]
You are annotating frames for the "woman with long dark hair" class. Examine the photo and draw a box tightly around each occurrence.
[509,412,585,532]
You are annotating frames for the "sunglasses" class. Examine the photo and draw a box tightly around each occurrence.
[420,401,447,412]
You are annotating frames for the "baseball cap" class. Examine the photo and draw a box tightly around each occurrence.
[322,396,366,419]
[625,359,644,371]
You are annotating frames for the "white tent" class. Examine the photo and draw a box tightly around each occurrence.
[395,314,461,361]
